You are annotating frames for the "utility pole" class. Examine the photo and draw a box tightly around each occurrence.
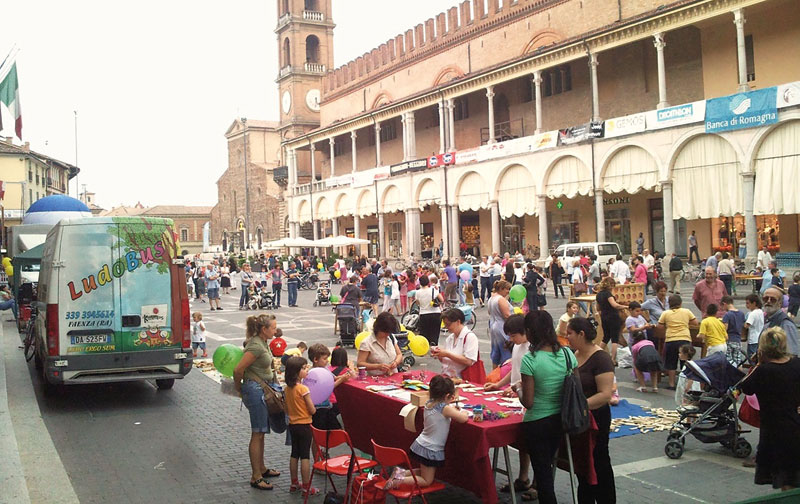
[242,118,250,253]
[73,110,78,198]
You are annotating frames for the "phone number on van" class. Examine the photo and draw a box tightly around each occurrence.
[65,311,114,320]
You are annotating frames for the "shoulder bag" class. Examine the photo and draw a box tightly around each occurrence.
[460,330,487,385]
[560,348,590,435]
[251,374,285,416]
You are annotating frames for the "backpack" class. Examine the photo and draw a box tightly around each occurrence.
[560,348,590,435]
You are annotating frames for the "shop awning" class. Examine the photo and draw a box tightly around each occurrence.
[315,235,370,247]
[602,146,659,194]
[545,156,592,198]
[334,193,352,217]
[356,189,375,218]
[417,179,441,209]
[297,199,312,224]
[381,185,404,213]
[754,120,800,215]
[497,164,537,217]
[456,172,490,211]
[672,134,742,220]
[316,196,332,220]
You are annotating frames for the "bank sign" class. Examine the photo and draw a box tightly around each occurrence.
[705,87,778,133]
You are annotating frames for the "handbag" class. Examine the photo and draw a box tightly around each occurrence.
[350,473,386,504]
[739,394,761,428]
[561,348,590,435]
[252,375,285,415]
[460,331,487,384]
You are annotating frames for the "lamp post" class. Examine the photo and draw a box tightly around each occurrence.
[242,117,251,253]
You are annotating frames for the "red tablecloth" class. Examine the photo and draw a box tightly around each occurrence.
[336,373,596,504]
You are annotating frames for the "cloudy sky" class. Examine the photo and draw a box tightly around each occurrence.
[0,0,458,210]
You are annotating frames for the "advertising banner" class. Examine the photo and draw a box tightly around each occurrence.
[604,112,646,138]
[777,81,800,109]
[455,148,479,164]
[645,100,705,130]
[351,166,390,188]
[389,158,427,176]
[325,174,353,188]
[558,121,604,145]
[427,152,456,168]
[477,131,558,161]
[705,87,777,133]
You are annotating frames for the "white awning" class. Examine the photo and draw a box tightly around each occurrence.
[356,190,375,217]
[754,120,800,215]
[497,165,537,217]
[672,134,742,220]
[417,179,441,209]
[456,172,490,211]
[546,156,592,198]
[602,146,659,194]
[381,185,404,213]
[315,235,370,247]
[334,193,351,217]
[297,199,312,224]
[316,197,332,220]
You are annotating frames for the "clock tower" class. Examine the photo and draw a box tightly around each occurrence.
[276,0,334,140]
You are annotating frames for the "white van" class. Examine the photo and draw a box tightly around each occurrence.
[545,242,622,271]
[33,217,192,391]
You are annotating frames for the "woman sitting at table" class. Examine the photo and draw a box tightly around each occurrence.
[520,310,576,504]
[432,308,479,379]
[357,311,404,376]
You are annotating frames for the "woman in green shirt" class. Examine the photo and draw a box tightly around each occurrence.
[234,314,280,491]
[520,310,576,504]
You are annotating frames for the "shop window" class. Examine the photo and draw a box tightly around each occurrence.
[711,215,779,255]
[460,212,481,257]
[549,210,580,247]
[745,34,755,82]
[388,222,402,257]
[454,97,469,121]
[180,229,189,242]
[605,209,631,256]
[333,137,346,156]
[501,216,526,255]
[420,223,434,258]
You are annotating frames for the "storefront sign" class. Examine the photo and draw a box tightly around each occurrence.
[427,152,455,168]
[351,166,390,188]
[777,81,800,109]
[325,174,353,188]
[2,209,23,219]
[558,121,604,145]
[389,158,427,176]
[645,100,705,130]
[705,87,778,133]
[476,131,558,161]
[604,113,646,139]
[603,196,630,205]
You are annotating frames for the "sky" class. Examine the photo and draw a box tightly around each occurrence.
[0,0,459,210]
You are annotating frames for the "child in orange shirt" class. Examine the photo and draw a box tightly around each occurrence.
[284,356,318,496]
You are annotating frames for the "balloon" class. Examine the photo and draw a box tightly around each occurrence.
[317,262,323,270]
[409,335,430,356]
[509,285,526,303]
[212,344,244,378]
[304,367,335,405]
[400,324,406,332]
[329,294,340,303]
[513,307,523,315]
[334,270,341,278]
[458,262,474,274]
[459,270,471,282]
[355,331,370,349]
[408,289,416,298]
[406,330,416,341]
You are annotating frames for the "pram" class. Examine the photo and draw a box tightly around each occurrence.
[664,352,752,460]
[258,286,276,309]
[313,281,332,307]
[334,303,360,347]
[246,286,260,310]
[392,331,416,372]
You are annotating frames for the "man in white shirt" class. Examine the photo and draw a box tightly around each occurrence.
[757,245,773,270]
[479,256,492,306]
[612,255,630,285]
[433,308,479,378]
[642,249,655,294]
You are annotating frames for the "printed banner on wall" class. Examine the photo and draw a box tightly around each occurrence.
[477,131,558,161]
[705,87,778,133]
[351,166,390,188]
[604,112,646,138]
[645,100,705,130]
[427,152,455,168]
[558,121,604,145]
[455,148,479,164]
[777,81,800,109]
[389,158,427,176]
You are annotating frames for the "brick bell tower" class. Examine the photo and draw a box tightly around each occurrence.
[275,0,334,140]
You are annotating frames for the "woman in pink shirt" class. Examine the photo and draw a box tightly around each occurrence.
[633,256,648,284]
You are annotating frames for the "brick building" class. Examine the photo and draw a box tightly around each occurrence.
[140,205,212,254]
[281,0,800,261]
[210,119,287,253]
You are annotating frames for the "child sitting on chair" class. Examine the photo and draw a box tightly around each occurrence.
[385,375,469,489]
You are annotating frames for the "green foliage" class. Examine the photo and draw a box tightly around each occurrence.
[108,217,177,275]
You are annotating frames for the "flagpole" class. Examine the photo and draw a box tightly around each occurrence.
[74,110,78,199]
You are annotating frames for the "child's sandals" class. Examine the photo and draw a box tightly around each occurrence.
[289,480,303,492]
[302,485,321,496]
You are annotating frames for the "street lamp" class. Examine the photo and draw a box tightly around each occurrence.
[242,117,251,254]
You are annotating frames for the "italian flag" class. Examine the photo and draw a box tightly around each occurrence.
[0,62,22,140]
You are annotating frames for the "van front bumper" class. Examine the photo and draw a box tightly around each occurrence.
[44,350,193,385]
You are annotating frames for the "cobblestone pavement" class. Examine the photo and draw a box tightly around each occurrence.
[15,277,776,503]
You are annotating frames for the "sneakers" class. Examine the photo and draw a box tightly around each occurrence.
[217,307,223,311]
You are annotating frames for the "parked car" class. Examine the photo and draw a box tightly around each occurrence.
[544,242,622,271]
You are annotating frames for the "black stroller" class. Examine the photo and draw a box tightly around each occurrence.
[392,331,416,372]
[334,303,360,347]
[665,352,752,460]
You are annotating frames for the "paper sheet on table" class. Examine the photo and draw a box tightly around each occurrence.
[381,389,412,402]
[399,403,419,432]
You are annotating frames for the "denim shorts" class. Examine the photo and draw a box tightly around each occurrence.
[191,341,207,350]
[241,380,270,433]
[207,287,220,299]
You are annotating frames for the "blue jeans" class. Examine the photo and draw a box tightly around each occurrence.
[239,284,250,307]
[287,282,298,306]
[272,283,282,306]
[0,299,17,319]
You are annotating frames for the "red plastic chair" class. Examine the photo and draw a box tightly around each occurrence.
[370,439,446,504]
[306,426,378,504]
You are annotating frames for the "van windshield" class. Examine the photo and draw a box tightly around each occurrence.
[598,244,621,256]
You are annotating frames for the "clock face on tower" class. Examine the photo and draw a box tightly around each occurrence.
[282,91,292,114]
[305,89,321,112]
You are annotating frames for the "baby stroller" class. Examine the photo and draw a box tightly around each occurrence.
[400,301,420,332]
[313,281,332,307]
[392,331,416,372]
[334,303,360,347]
[664,352,752,460]
[246,286,260,310]
[258,286,276,309]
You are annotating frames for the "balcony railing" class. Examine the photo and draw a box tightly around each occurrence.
[294,184,311,196]
[302,10,324,21]
[277,12,291,28]
[279,65,292,77]
[481,118,526,145]
[304,62,326,73]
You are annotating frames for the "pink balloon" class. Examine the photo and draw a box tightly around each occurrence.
[459,270,471,281]
[304,367,335,405]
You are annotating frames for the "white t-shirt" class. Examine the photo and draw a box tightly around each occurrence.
[509,341,531,394]
[757,250,772,270]
[191,320,206,343]
[745,308,764,344]
[479,261,491,278]
[572,267,584,283]
[416,286,441,315]
[643,254,655,272]
[514,267,525,283]
[441,326,479,378]
[613,260,630,284]
[391,280,400,300]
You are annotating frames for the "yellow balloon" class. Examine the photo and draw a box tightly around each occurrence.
[334,270,341,278]
[513,307,523,315]
[355,331,370,349]
[405,330,416,340]
[399,324,406,332]
[409,335,430,357]
[4,265,12,277]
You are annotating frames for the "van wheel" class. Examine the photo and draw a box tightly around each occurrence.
[33,346,43,372]
[156,379,175,390]
[40,364,58,396]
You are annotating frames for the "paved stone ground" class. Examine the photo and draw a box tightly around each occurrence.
[11,276,780,503]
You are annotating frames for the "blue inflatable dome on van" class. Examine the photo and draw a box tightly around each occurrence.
[23,195,92,225]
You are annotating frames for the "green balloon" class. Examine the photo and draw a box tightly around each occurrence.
[329,294,340,303]
[213,344,244,378]
[509,284,526,303]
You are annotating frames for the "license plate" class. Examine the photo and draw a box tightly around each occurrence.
[174,353,188,360]
[70,334,111,344]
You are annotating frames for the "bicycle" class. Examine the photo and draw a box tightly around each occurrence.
[22,306,38,362]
